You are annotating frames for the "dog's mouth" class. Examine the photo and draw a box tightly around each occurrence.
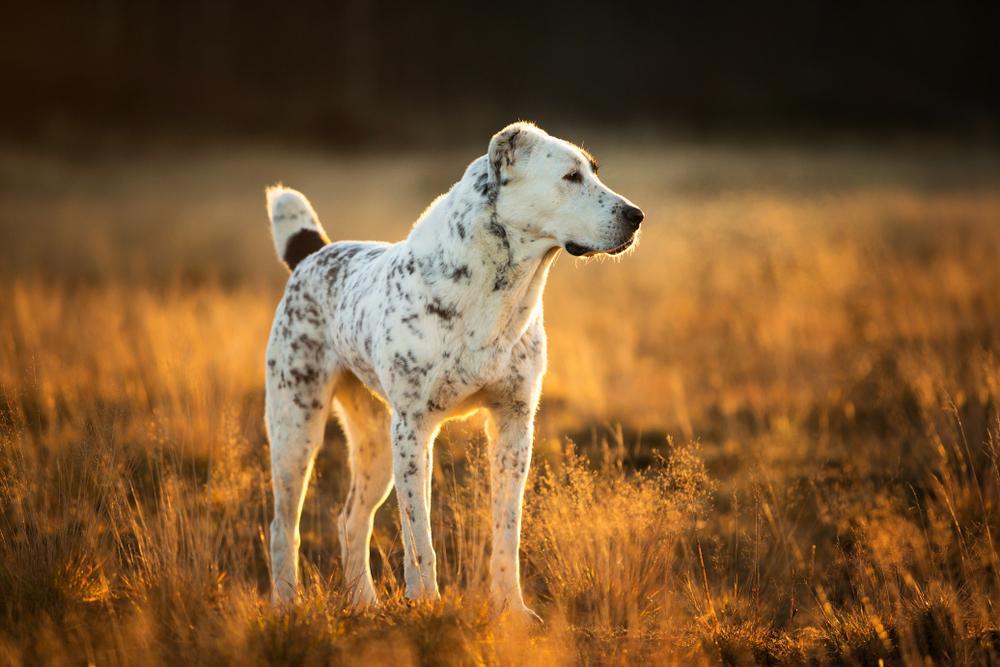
[564,235,636,257]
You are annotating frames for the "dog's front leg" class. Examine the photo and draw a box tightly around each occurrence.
[487,408,539,621]
[391,412,440,600]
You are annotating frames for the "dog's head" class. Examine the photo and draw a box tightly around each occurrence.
[488,122,643,257]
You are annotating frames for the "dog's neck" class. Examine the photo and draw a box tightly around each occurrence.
[407,156,560,350]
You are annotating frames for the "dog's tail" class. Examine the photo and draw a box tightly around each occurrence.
[266,185,331,272]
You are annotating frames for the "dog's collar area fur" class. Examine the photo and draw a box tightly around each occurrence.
[405,155,563,350]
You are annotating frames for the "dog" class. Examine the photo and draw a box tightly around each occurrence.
[264,121,643,619]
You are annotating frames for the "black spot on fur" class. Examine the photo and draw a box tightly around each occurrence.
[425,299,457,322]
[283,229,330,271]
[488,219,507,240]
[504,130,522,163]
[474,171,490,197]
[489,128,523,186]
[487,217,514,290]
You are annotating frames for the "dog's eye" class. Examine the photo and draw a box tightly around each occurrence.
[563,170,582,183]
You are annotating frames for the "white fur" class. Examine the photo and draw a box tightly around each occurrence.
[267,186,329,259]
[264,122,642,619]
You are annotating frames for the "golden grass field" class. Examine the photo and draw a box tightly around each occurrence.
[1,139,999,665]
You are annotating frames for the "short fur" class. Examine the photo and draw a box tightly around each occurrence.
[264,122,643,618]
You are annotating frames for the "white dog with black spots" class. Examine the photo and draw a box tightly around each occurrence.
[264,121,643,620]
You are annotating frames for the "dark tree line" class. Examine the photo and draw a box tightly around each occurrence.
[2,0,997,144]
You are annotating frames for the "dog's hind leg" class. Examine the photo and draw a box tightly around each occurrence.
[333,374,393,606]
[265,320,338,605]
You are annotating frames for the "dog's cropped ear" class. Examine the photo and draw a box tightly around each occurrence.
[488,121,545,186]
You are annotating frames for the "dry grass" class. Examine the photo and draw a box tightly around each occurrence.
[1,140,999,665]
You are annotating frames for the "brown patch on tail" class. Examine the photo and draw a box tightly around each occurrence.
[283,228,330,271]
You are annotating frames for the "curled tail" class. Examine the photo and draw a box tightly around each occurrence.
[266,185,331,272]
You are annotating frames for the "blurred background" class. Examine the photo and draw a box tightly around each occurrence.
[2,1,998,149]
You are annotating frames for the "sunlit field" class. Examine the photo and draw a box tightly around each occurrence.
[2,140,999,665]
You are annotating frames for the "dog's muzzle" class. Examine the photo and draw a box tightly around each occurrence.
[564,205,643,257]
[564,234,637,257]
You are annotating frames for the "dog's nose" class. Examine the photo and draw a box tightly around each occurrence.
[623,205,644,229]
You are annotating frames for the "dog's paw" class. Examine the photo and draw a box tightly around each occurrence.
[495,598,543,626]
[514,605,543,625]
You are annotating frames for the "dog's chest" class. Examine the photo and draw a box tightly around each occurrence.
[382,328,516,409]
[445,339,513,387]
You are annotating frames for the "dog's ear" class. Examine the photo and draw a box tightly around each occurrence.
[488,122,544,186]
